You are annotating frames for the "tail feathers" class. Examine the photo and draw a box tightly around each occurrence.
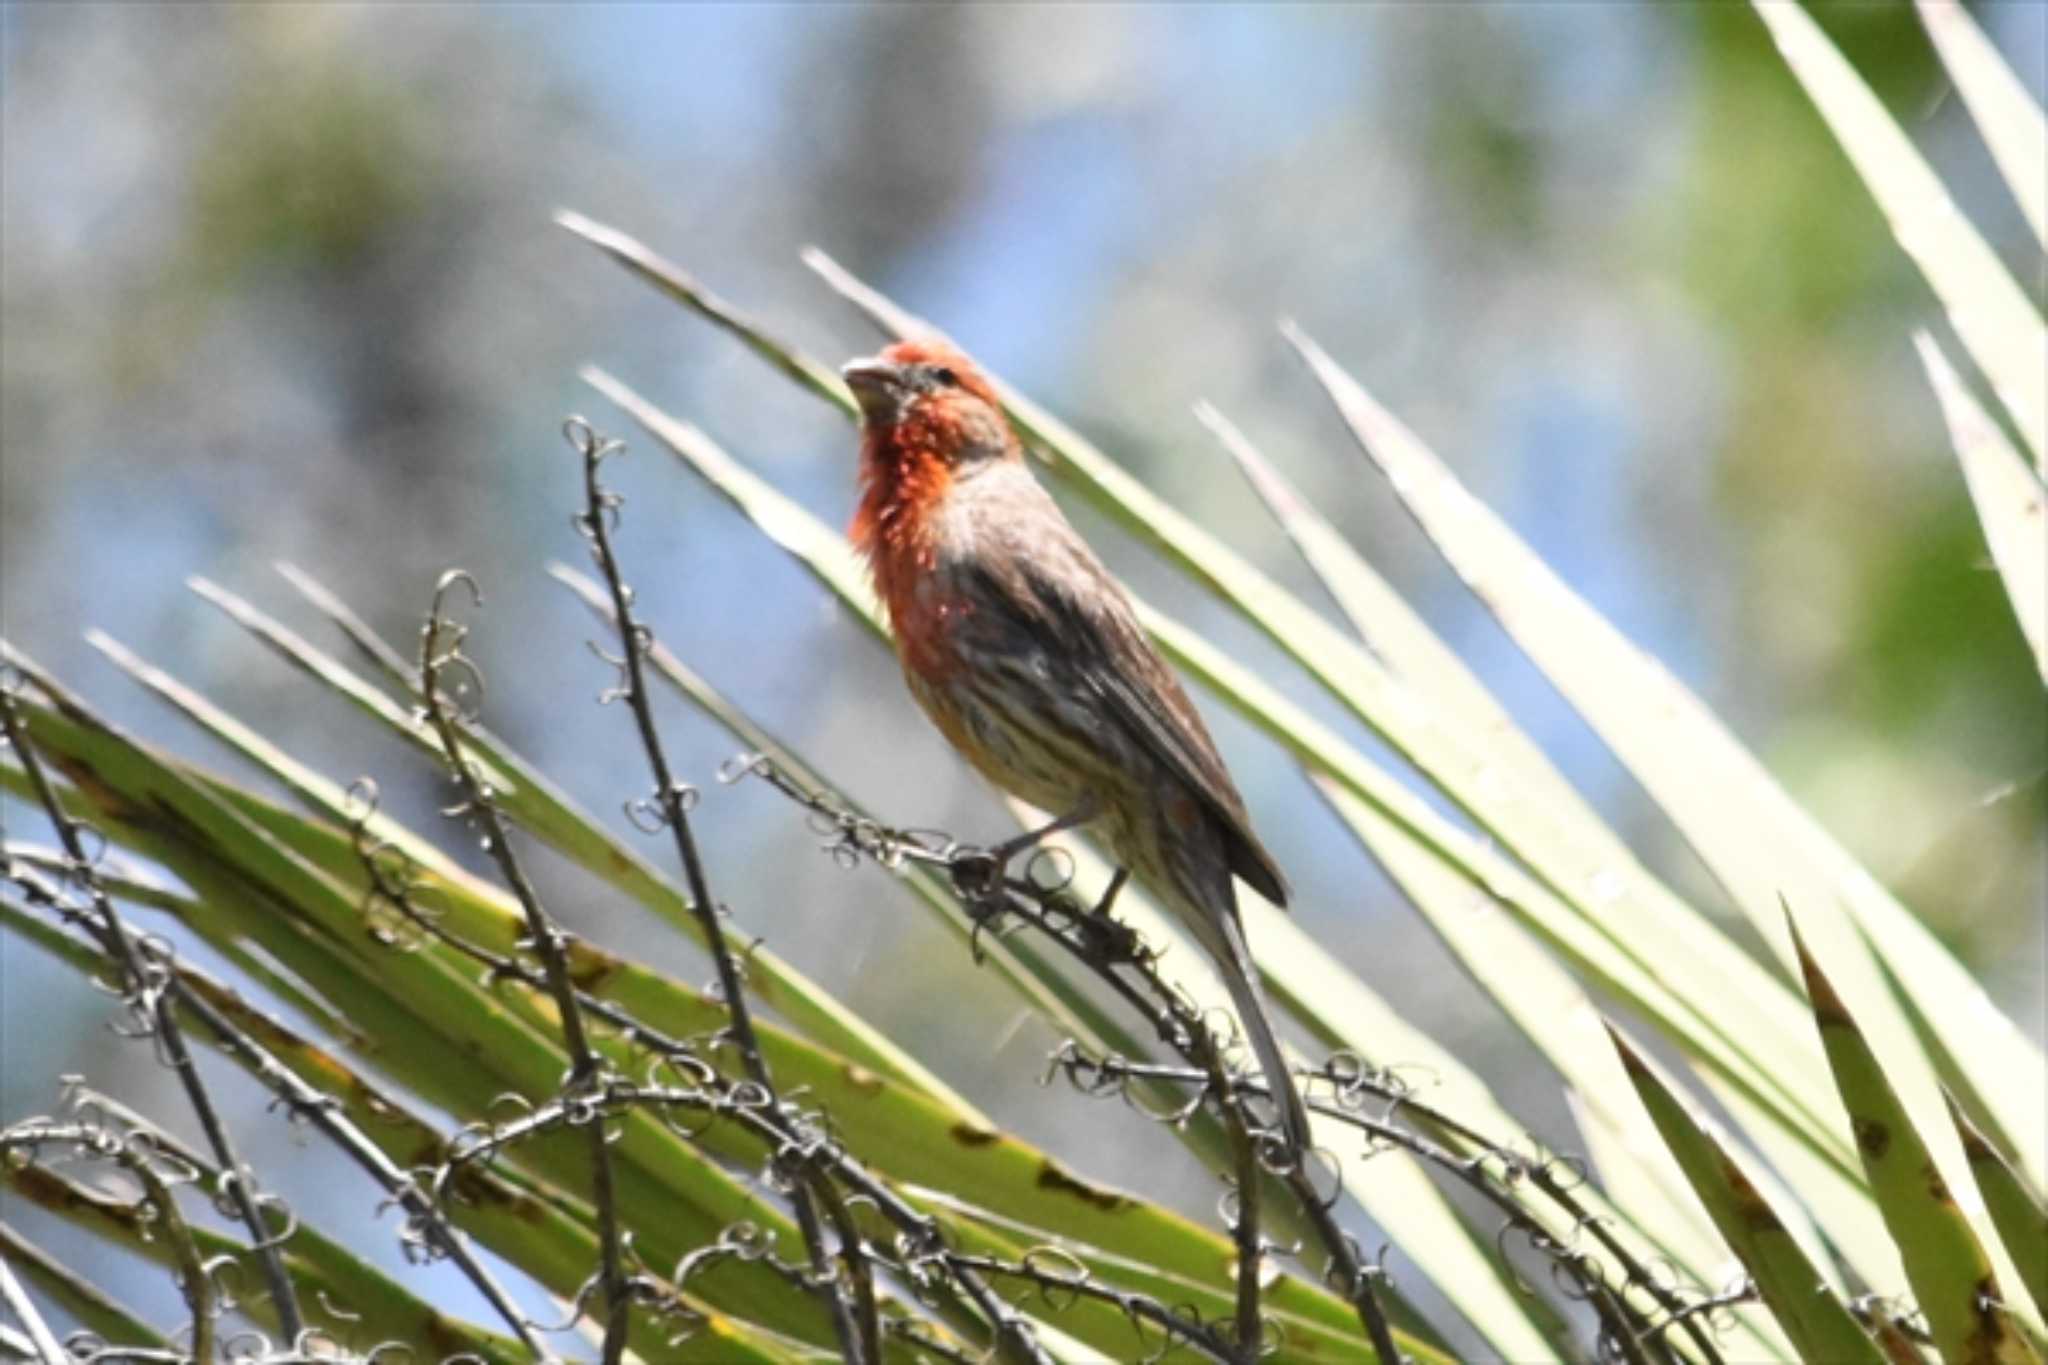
[1214,923,1313,1153]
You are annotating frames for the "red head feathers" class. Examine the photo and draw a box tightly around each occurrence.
[844,341,1020,569]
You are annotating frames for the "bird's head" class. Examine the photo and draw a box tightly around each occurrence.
[843,341,1021,473]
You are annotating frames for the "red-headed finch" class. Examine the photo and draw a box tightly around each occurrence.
[843,340,1311,1152]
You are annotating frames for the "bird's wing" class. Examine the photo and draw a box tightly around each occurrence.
[960,542,1291,910]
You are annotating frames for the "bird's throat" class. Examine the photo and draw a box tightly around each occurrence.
[853,426,955,633]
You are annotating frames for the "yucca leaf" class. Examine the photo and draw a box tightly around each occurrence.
[59,627,1402,1357]
[545,560,1148,1076]
[0,670,854,1350]
[1006,801,1565,1363]
[1611,1027,1888,1365]
[3,1150,533,1362]
[578,364,1918,1358]
[5,874,1127,1360]
[793,252,1851,1099]
[577,367,1537,1358]
[1309,778,1793,1360]
[182,575,973,1119]
[0,1221,168,1351]
[799,250,1881,1165]
[890,1181,1387,1364]
[1914,0,2047,248]
[272,558,421,691]
[4,836,364,1049]
[566,220,1859,1200]
[1199,401,1784,1347]
[1283,328,2045,1224]
[1793,919,2040,1365]
[1692,1069,1910,1304]
[1913,331,2047,682]
[1947,1093,2048,1323]
[542,567,1397,1349]
[1750,0,2046,467]
[0,896,847,1363]
[558,209,854,407]
[583,356,1858,1174]
[111,583,1303,1321]
[925,1191,1425,1363]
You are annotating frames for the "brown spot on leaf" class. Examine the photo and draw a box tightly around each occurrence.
[8,1164,141,1234]
[1966,1285,2015,1365]
[951,1122,1000,1148]
[1037,1161,1131,1213]
[1717,1153,1783,1230]
[1852,1117,1891,1162]
[566,947,621,992]
[45,754,143,824]
[1871,1319,1924,1365]
[1925,1163,1954,1207]
[1953,1121,1996,1165]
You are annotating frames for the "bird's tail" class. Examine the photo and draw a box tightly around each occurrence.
[1212,912,1313,1154]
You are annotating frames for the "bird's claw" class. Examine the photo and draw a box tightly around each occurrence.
[949,848,1003,902]
[1080,912,1143,963]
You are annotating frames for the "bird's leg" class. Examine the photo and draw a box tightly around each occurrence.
[1079,866,1143,961]
[1089,866,1130,920]
[951,793,1101,902]
[986,792,1102,867]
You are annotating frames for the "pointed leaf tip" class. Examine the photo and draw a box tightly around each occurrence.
[1603,1022,1651,1077]
[1784,913,1852,1025]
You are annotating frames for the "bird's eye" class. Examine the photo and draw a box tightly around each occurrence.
[931,366,959,388]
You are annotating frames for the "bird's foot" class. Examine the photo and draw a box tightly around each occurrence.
[947,796,1102,906]
[1075,867,1142,961]
[949,849,1005,907]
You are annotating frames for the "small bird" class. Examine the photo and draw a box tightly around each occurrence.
[843,339,1311,1152]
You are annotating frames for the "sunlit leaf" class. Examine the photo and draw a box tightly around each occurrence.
[1914,0,2047,248]
[1793,920,2039,1365]
[1751,0,2046,466]
[1612,1026,1888,1365]
[1283,326,2045,1235]
[1947,1092,2048,1323]
[1913,331,2047,682]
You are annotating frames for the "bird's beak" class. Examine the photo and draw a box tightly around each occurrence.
[842,355,907,420]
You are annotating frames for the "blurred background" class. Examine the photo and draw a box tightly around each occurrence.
[3,1,2042,1346]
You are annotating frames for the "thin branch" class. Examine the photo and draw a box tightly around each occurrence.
[0,876,547,1357]
[1642,1279,1757,1352]
[412,572,630,1363]
[936,1251,1242,1362]
[3,1123,217,1358]
[804,1172,884,1365]
[1225,1072,1264,1355]
[0,683,305,1345]
[562,417,876,1364]
[444,1080,1067,1365]
[360,837,1075,1365]
[734,758,1744,1365]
